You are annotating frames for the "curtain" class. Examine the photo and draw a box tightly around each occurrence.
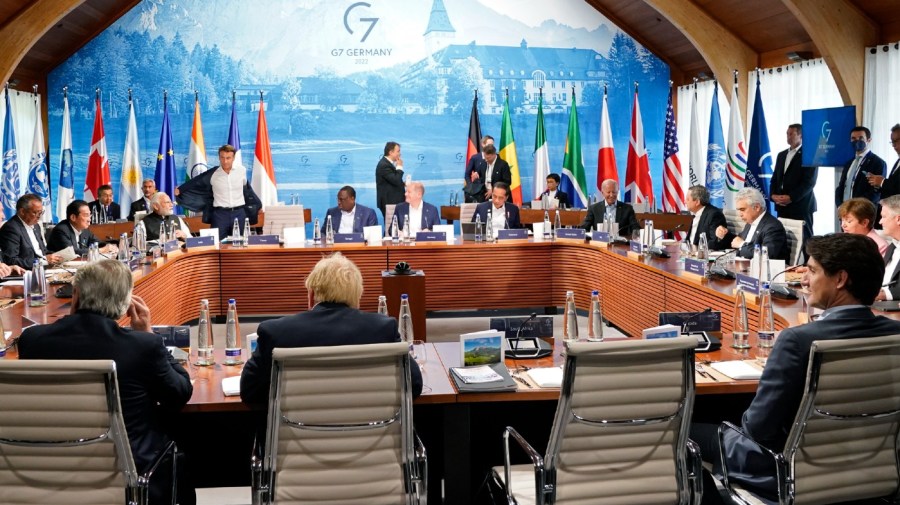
[864,41,900,168]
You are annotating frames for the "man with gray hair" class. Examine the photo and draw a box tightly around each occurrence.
[142,192,190,241]
[128,178,157,221]
[580,179,640,237]
[393,180,440,234]
[876,194,900,301]
[18,259,193,504]
[716,187,788,260]
[685,185,732,250]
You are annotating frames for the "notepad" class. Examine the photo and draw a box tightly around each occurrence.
[222,376,241,396]
[451,365,503,384]
[709,360,764,380]
[526,367,563,388]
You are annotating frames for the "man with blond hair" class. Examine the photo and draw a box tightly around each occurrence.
[394,181,440,234]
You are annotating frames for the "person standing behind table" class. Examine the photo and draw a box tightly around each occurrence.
[128,178,157,221]
[770,123,817,238]
[838,198,887,255]
[835,126,886,209]
[87,184,121,223]
[580,179,640,238]
[393,181,440,234]
[321,186,379,235]
[464,135,494,203]
[717,187,788,260]
[472,144,511,202]
[0,194,63,269]
[684,185,732,251]
[175,144,262,241]
[375,141,406,220]
[471,182,521,237]
[48,199,118,257]
[866,124,900,228]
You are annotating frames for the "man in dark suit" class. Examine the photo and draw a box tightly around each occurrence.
[0,194,63,269]
[17,259,194,504]
[866,123,900,201]
[692,233,900,501]
[48,199,117,256]
[240,252,423,407]
[393,181,440,233]
[835,126,886,208]
[875,195,900,301]
[716,187,788,260]
[580,179,640,238]
[538,173,570,209]
[464,135,493,187]
[322,185,378,235]
[684,185,732,250]
[471,182,521,234]
[770,123,817,236]
[142,192,190,242]
[127,178,157,221]
[87,184,120,223]
[375,141,405,219]
[471,144,512,202]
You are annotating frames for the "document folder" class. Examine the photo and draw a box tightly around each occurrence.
[449,362,517,393]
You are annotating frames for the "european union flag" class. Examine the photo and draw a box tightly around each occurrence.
[2,89,21,219]
[154,100,177,199]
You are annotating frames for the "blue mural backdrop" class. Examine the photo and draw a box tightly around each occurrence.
[47,0,670,224]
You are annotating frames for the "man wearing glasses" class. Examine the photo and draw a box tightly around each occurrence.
[0,194,63,269]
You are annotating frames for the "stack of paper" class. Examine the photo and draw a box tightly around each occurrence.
[451,365,503,384]
[222,376,241,396]
[526,367,563,388]
[709,360,763,380]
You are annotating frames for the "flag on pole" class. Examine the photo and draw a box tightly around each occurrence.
[187,95,208,179]
[84,93,110,202]
[688,83,703,187]
[465,92,481,172]
[227,93,243,169]
[559,93,587,208]
[725,79,747,208]
[662,85,685,228]
[532,91,550,200]
[119,95,142,219]
[597,87,618,189]
[745,77,773,210]
[705,82,727,208]
[252,94,278,208]
[624,86,653,206]
[2,87,20,219]
[56,90,74,222]
[154,95,177,199]
[28,93,50,223]
[499,93,521,205]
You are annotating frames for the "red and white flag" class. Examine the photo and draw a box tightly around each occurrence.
[662,86,686,239]
[84,96,110,201]
[624,88,653,207]
[597,89,618,191]
[251,96,278,208]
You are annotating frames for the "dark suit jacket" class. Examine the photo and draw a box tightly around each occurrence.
[736,212,789,261]
[142,213,188,241]
[688,205,732,250]
[128,197,151,221]
[322,204,379,234]
[240,302,423,406]
[721,307,900,497]
[580,201,640,238]
[472,201,521,229]
[0,216,49,269]
[771,147,817,227]
[375,157,405,217]
[176,166,262,225]
[17,310,192,472]
[883,244,900,300]
[88,201,121,221]
[835,151,886,207]
[880,159,900,200]
[473,157,512,190]
[393,201,440,231]
[540,189,570,209]
[47,221,101,256]
[464,152,484,182]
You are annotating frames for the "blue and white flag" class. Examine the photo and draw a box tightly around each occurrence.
[56,92,74,223]
[705,82,726,209]
[227,95,243,169]
[2,89,21,219]
[119,98,143,218]
[154,99,177,199]
[746,79,774,212]
[28,95,50,222]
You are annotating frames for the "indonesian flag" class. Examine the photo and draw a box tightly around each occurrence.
[84,97,110,202]
[662,87,686,239]
[187,97,208,178]
[251,96,278,208]
[597,90,618,189]
[624,89,653,207]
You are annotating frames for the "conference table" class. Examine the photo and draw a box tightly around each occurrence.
[440,205,694,232]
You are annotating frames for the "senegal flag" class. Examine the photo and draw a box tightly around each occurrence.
[499,96,522,204]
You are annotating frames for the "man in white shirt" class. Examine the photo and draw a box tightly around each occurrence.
[375,141,405,219]
[868,124,900,201]
[684,185,731,250]
[716,187,788,260]
[835,126,886,208]
[471,182,521,236]
[393,181,440,235]
[128,179,157,221]
[876,194,900,301]
[770,123,817,236]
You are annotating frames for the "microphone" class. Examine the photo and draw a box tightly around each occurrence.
[509,312,540,359]
[515,312,538,340]
[680,307,712,334]
[647,231,670,258]
[709,249,738,279]
[768,264,805,299]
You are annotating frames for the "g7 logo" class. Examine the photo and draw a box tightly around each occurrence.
[821,121,832,143]
[344,2,378,43]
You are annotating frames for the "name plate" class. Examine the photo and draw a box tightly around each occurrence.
[415,231,446,242]
[592,231,611,243]
[736,273,760,295]
[555,228,585,240]
[185,235,216,249]
[629,240,644,254]
[658,311,722,332]
[684,258,707,276]
[163,240,180,254]
[248,234,279,245]
[128,257,142,271]
[497,229,528,240]
[334,233,365,243]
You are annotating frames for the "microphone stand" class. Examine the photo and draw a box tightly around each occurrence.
[708,249,738,279]
[509,312,538,361]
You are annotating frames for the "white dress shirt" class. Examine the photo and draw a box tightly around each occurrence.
[689,206,706,244]
[339,206,356,234]
[782,144,801,175]
[211,165,247,208]
[743,212,765,245]
[19,217,44,260]
[408,203,423,234]
[883,239,900,300]
[490,203,506,237]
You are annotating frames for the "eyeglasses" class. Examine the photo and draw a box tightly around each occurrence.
[26,208,44,217]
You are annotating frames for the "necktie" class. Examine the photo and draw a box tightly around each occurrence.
[885,244,895,266]
[844,156,862,202]
[889,160,900,180]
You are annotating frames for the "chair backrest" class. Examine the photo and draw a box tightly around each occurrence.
[544,337,697,505]
[784,334,900,504]
[777,217,804,265]
[385,204,397,229]
[264,342,415,505]
[459,202,478,224]
[0,359,138,505]
[723,209,742,236]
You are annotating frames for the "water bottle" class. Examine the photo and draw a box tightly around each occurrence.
[159,222,168,245]
[474,214,483,243]
[732,287,750,349]
[243,217,251,246]
[313,218,321,244]
[88,242,100,262]
[750,244,762,279]
[28,259,45,307]
[390,215,400,244]
[554,210,562,239]
[758,283,776,348]
[402,214,411,244]
[645,219,655,250]
[194,299,215,366]
[398,294,414,353]
[543,210,552,241]
[325,214,334,246]
[377,295,389,316]
[224,298,243,365]
[448,191,454,205]
[562,290,578,343]
[698,232,709,260]
[759,245,770,284]
[90,205,98,225]
[231,218,241,247]
[485,209,495,243]
[587,289,604,342]
[117,233,129,262]
[133,220,147,255]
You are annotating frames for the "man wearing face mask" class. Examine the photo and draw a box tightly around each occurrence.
[835,126,886,208]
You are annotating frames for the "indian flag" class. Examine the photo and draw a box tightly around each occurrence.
[187,96,208,179]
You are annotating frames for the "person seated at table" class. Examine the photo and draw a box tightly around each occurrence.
[690,233,900,503]
[128,178,157,221]
[580,179,639,237]
[17,259,194,504]
[838,197,887,255]
[393,181,440,234]
[716,187,789,260]
[48,199,118,257]
[321,185,378,234]
[240,252,423,408]
[142,192,191,242]
[537,173,569,209]
[88,184,121,222]
[0,194,63,269]
[685,185,732,250]
[471,182,521,235]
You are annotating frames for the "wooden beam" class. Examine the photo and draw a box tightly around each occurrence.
[0,0,83,85]
[641,0,758,119]
[781,0,878,121]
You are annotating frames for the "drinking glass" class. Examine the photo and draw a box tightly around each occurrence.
[411,340,431,393]
[679,240,692,258]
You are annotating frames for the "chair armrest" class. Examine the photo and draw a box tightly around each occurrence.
[717,421,779,490]
[414,432,428,504]
[503,426,544,499]
[686,438,703,505]
[138,440,177,505]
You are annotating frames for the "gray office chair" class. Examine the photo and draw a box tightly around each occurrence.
[718,334,900,505]
[776,217,804,266]
[252,342,426,505]
[492,337,702,505]
[0,359,175,505]
[724,209,743,237]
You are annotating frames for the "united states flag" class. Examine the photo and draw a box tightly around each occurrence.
[662,86,685,239]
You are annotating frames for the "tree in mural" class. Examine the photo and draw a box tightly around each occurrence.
[443,57,489,116]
